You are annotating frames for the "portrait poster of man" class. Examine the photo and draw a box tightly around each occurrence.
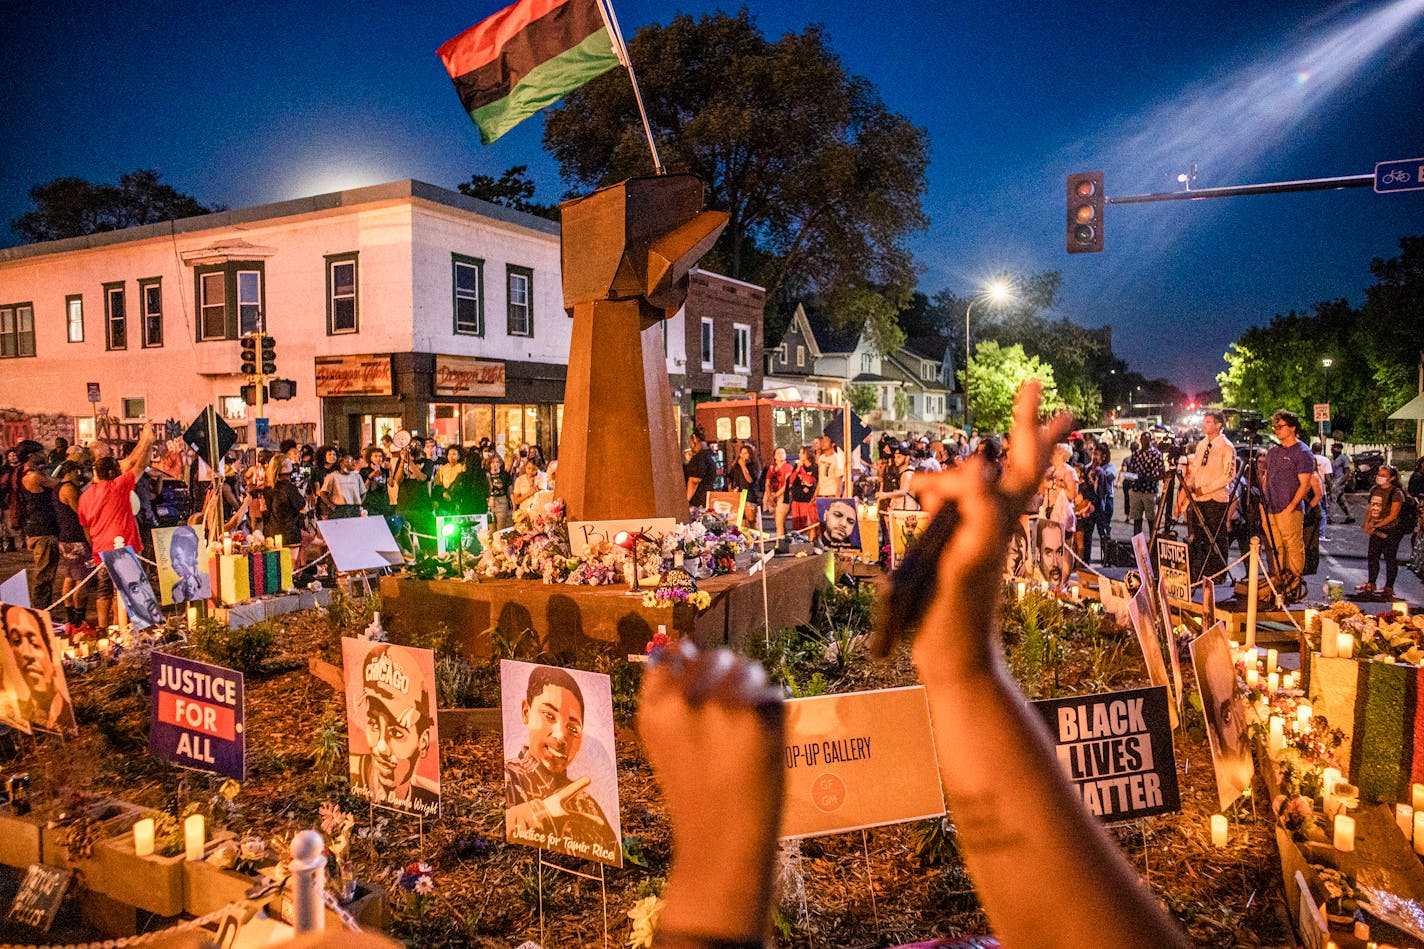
[1005,518,1034,580]
[342,638,441,818]
[889,510,929,569]
[1,603,75,734]
[1034,517,1069,591]
[99,547,165,631]
[1189,621,1254,811]
[154,525,212,606]
[705,490,746,525]
[815,498,861,550]
[500,660,622,867]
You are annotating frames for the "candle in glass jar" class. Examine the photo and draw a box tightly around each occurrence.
[1394,601,1409,617]
[273,534,283,549]
[1334,814,1355,852]
[184,814,205,861]
[1337,632,1354,659]
[1267,671,1279,693]
[1322,767,1342,807]
[1321,621,1338,657]
[1283,671,1296,691]
[133,818,155,857]
[222,535,233,556]
[1210,814,1228,848]
[1304,607,1319,628]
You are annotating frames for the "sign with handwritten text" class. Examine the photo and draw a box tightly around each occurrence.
[566,518,678,558]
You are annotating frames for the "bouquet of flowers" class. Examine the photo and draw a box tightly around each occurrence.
[396,861,436,917]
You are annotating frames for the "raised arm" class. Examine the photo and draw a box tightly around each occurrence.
[120,425,156,474]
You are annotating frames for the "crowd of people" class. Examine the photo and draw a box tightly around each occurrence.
[0,430,558,622]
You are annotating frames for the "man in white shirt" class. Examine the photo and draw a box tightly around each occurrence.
[815,436,845,497]
[319,450,366,518]
[1186,411,1235,582]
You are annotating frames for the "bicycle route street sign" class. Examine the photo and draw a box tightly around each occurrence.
[1375,158,1424,194]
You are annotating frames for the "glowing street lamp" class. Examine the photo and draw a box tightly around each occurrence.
[964,280,1012,428]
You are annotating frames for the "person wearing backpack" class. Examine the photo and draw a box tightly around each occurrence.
[1359,464,1411,599]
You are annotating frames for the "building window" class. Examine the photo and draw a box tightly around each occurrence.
[220,396,246,420]
[861,353,872,373]
[0,303,36,359]
[140,277,163,348]
[733,323,750,372]
[122,398,146,419]
[796,345,805,368]
[194,262,265,340]
[452,254,484,335]
[908,394,918,416]
[325,253,358,335]
[104,282,127,350]
[66,295,84,343]
[778,342,788,364]
[921,362,934,381]
[506,265,532,336]
[700,318,714,369]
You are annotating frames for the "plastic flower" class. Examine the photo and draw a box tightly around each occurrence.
[239,837,268,862]
[414,875,435,895]
[626,894,665,948]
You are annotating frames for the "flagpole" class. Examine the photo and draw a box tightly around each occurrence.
[594,0,664,175]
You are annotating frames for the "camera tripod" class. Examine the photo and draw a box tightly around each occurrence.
[1149,464,1232,584]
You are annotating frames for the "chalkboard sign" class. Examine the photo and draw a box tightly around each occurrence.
[7,864,69,931]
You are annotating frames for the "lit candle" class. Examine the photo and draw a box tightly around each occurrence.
[1283,671,1296,691]
[1355,920,1371,941]
[1246,667,1259,688]
[133,818,155,857]
[1338,632,1354,659]
[97,637,110,654]
[1398,803,1414,838]
[1304,607,1319,629]
[1413,783,1424,812]
[1267,671,1280,693]
[1414,811,1424,855]
[1297,703,1313,729]
[1322,767,1342,808]
[184,814,205,861]
[1269,716,1285,756]
[222,535,233,556]
[273,534,283,549]
[1015,581,1027,599]
[186,604,198,628]
[1210,814,1228,848]
[1334,814,1355,852]
[1267,648,1278,671]
[1393,601,1409,617]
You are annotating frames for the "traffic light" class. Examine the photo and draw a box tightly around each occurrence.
[268,378,297,401]
[240,336,258,375]
[1066,171,1104,253]
[240,383,267,406]
[259,336,276,375]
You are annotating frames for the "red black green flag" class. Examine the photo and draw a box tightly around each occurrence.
[438,0,622,144]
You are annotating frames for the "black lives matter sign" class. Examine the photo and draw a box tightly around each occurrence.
[1031,685,1180,822]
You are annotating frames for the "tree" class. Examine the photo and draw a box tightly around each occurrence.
[961,341,1066,433]
[456,165,558,220]
[543,10,928,351]
[11,169,217,243]
[844,383,878,416]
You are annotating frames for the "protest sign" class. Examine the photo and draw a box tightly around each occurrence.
[705,490,746,525]
[343,639,441,818]
[1035,518,1069,590]
[780,686,945,839]
[501,660,622,866]
[889,510,929,570]
[98,547,164,630]
[0,570,30,608]
[567,518,678,558]
[1157,537,1191,602]
[0,602,73,734]
[1098,577,1131,628]
[150,652,245,780]
[7,864,69,931]
[1030,685,1181,822]
[154,525,212,605]
[1005,519,1033,580]
[815,498,860,549]
[1158,573,1185,717]
[1128,591,1177,728]
[317,517,404,572]
[183,407,237,464]
[1131,532,1155,588]
[1190,621,1253,811]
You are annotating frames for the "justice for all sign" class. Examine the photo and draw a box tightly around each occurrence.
[1031,686,1180,822]
[150,652,245,780]
[780,686,945,839]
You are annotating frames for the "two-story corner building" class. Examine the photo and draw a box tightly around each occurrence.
[0,180,768,459]
[668,270,765,415]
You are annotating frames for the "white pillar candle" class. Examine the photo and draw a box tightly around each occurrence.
[274,534,283,549]
[1321,621,1338,657]
[1398,804,1414,838]
[1322,767,1342,807]
[1269,716,1285,756]
[1338,632,1354,659]
[1414,810,1424,855]
[1334,814,1355,852]
[1283,671,1296,691]
[1267,671,1280,693]
[1246,667,1259,688]
[184,814,205,861]
[1413,783,1424,812]
[1015,581,1026,599]
[222,535,233,556]
[1267,648,1278,672]
[1210,813,1228,848]
[133,818,155,857]
[1297,703,1313,731]
[186,604,198,628]
[1393,601,1409,617]
[1304,607,1319,629]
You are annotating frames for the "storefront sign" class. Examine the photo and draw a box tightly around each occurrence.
[150,652,245,780]
[1030,685,1180,822]
[780,686,945,839]
[315,355,393,397]
[434,355,506,398]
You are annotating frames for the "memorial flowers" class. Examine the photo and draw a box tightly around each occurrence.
[396,861,436,917]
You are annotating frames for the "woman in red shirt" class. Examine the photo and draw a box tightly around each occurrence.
[762,446,794,539]
[787,446,818,534]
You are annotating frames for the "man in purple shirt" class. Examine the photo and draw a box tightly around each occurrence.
[1262,409,1315,587]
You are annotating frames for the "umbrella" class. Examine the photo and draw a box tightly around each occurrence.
[1387,393,1424,421]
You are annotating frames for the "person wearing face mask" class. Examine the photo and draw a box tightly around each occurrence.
[1360,465,1408,599]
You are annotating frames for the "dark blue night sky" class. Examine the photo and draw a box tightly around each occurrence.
[4,0,1422,392]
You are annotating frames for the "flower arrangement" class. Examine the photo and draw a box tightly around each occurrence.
[644,628,671,655]
[396,861,436,917]
[641,589,712,611]
[319,801,357,900]
[209,836,271,875]
[1306,602,1424,664]
[626,893,666,948]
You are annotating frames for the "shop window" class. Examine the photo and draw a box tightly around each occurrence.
[326,253,358,334]
[220,396,246,420]
[453,254,484,335]
[507,265,532,336]
[140,277,163,348]
[104,283,127,350]
[0,303,36,358]
[66,294,83,343]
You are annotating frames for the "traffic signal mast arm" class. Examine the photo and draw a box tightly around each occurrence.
[1105,172,1374,205]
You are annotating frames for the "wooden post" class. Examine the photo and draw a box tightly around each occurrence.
[1245,537,1260,650]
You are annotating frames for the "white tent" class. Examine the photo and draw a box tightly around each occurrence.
[1387,392,1424,421]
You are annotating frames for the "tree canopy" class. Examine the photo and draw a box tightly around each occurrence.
[961,341,1066,432]
[543,10,928,352]
[11,169,217,243]
[455,165,558,220]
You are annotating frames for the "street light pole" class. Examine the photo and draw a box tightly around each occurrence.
[1321,357,1334,448]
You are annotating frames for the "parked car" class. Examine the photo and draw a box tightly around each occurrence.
[1352,450,1386,491]
[153,478,193,527]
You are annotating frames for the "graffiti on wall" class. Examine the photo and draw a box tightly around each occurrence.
[0,408,77,454]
